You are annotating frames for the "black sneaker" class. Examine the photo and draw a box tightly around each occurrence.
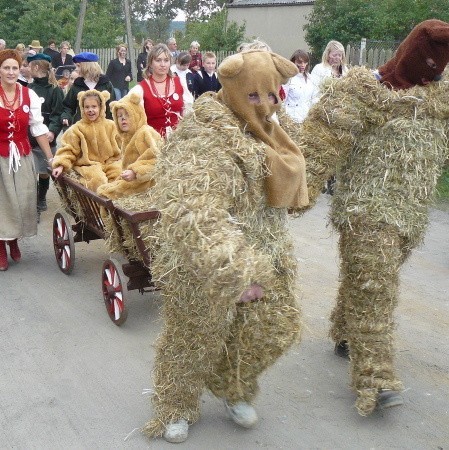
[377,390,404,409]
[334,341,350,359]
[37,199,47,212]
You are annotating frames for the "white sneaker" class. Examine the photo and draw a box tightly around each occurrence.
[163,419,189,443]
[225,400,258,428]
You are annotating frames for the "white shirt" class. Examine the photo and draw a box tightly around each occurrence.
[282,73,315,123]
[310,63,348,102]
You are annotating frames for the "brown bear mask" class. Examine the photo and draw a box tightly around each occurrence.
[378,19,449,90]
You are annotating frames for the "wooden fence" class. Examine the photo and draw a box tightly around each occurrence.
[81,48,234,74]
[83,44,396,73]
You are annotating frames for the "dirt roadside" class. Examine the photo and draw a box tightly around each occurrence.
[1,190,448,449]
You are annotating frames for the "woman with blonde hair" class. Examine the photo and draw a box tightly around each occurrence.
[311,40,348,92]
[61,52,114,125]
[127,43,184,137]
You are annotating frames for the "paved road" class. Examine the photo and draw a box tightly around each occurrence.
[1,190,448,449]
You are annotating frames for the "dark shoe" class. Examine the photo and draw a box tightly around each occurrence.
[0,240,8,271]
[37,198,47,212]
[334,341,350,359]
[8,239,21,262]
[377,390,404,409]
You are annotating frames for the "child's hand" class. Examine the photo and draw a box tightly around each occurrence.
[52,166,64,178]
[121,169,136,181]
[47,131,55,143]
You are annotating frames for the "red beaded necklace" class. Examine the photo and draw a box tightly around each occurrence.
[0,84,19,110]
[149,75,170,98]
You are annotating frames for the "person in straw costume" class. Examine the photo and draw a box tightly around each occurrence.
[143,50,308,443]
[288,19,449,416]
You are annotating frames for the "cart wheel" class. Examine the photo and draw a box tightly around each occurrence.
[53,211,75,274]
[102,259,128,326]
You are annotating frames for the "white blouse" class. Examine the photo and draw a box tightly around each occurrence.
[282,73,315,123]
[0,85,49,137]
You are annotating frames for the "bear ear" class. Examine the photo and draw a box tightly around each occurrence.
[129,92,141,105]
[427,21,449,44]
[271,53,298,79]
[101,90,111,102]
[218,53,245,78]
[110,100,117,111]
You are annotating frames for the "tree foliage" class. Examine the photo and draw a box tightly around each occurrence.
[0,0,124,48]
[305,0,449,57]
[177,8,245,51]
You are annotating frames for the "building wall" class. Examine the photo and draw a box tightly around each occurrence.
[227,4,313,58]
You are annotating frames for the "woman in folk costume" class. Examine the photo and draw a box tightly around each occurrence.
[0,49,53,271]
[143,50,308,443]
[294,19,449,415]
[97,93,162,200]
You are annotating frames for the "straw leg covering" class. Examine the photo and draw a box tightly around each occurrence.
[206,271,300,404]
[330,221,406,416]
[143,276,238,438]
[143,265,300,438]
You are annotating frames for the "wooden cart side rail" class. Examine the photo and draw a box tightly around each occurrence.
[54,174,115,240]
[111,206,161,268]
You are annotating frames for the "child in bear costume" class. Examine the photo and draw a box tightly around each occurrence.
[52,90,121,191]
[97,93,162,199]
[143,50,308,443]
[293,19,449,416]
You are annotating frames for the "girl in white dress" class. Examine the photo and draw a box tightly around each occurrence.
[282,49,315,123]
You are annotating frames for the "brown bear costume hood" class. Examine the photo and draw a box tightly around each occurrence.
[378,19,449,90]
[77,89,110,123]
[217,50,309,208]
[110,93,147,142]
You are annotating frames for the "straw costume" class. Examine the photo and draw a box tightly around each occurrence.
[144,50,308,443]
[296,19,449,416]
[97,93,161,199]
[52,90,121,192]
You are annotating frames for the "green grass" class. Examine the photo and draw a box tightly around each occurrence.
[436,166,449,201]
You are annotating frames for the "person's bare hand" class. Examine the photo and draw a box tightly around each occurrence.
[121,169,136,181]
[62,119,69,127]
[52,166,63,178]
[238,283,264,303]
[47,131,55,143]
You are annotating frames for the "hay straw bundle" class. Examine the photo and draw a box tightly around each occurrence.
[320,67,449,415]
[325,67,449,248]
[53,170,85,220]
[331,220,405,415]
[143,93,301,437]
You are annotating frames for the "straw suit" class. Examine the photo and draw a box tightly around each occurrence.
[144,50,308,441]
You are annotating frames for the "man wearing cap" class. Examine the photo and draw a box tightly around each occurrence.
[61,52,115,124]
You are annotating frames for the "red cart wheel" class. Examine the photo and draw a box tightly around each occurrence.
[102,258,128,326]
[53,211,75,274]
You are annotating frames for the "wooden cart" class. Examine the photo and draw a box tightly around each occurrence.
[52,174,160,325]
